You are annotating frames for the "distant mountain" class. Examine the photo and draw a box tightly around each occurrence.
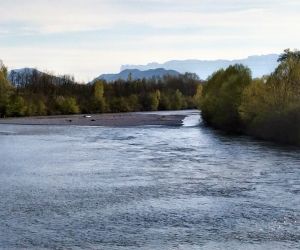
[121,54,279,79]
[93,68,180,83]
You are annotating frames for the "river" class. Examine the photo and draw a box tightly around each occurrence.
[0,110,299,249]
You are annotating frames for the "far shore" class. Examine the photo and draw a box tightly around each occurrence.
[0,111,188,127]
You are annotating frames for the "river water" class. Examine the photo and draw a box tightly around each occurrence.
[0,110,299,249]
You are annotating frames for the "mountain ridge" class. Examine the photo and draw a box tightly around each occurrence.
[121,54,279,79]
[7,54,280,84]
[92,68,180,83]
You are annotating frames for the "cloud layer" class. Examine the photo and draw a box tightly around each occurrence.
[0,0,299,81]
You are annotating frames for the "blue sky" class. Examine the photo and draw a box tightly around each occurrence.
[0,0,299,81]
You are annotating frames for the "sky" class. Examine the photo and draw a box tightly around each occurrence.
[0,0,299,82]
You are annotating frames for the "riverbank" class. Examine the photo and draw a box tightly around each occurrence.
[0,112,187,127]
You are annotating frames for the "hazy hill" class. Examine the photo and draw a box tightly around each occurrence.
[121,54,279,79]
[93,68,180,82]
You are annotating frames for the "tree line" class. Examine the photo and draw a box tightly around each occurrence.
[0,63,202,118]
[200,49,300,145]
[3,49,299,145]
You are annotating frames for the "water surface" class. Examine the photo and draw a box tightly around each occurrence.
[0,110,299,249]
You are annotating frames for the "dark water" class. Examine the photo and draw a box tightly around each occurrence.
[0,110,299,250]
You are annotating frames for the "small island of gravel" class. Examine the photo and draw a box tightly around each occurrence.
[0,112,186,127]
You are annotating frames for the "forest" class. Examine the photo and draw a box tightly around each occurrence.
[1,49,300,145]
[200,49,300,145]
[0,65,202,117]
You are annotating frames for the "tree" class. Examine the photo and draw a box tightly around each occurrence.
[278,48,300,63]
[108,97,131,112]
[239,50,300,144]
[239,79,267,124]
[272,49,300,93]
[142,90,160,111]
[92,81,106,113]
[171,89,184,110]
[158,93,171,110]
[193,84,203,108]
[201,64,252,131]
[127,72,133,82]
[7,95,26,117]
[25,98,47,116]
[127,94,141,111]
[0,61,12,117]
[55,96,80,114]
[94,81,104,100]
[1,63,203,118]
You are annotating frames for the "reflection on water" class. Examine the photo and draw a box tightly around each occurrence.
[0,110,299,249]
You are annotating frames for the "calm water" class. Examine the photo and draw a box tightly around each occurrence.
[0,110,299,250]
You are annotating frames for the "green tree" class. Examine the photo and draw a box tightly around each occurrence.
[56,96,80,114]
[0,61,12,117]
[94,81,104,100]
[142,90,160,111]
[158,93,171,110]
[171,89,184,110]
[239,79,267,124]
[278,48,300,63]
[127,94,141,111]
[36,99,47,115]
[193,84,203,108]
[93,81,106,113]
[25,98,47,116]
[239,49,300,144]
[201,64,252,132]
[7,95,26,117]
[109,97,131,112]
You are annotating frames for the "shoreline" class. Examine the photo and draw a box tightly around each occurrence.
[0,111,189,127]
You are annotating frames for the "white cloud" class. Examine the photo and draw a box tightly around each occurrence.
[1,0,299,34]
[0,0,299,80]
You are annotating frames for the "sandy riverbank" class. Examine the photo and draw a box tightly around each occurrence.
[0,112,187,127]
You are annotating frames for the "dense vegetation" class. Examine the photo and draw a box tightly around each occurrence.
[201,49,300,145]
[2,49,299,145]
[0,63,202,117]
